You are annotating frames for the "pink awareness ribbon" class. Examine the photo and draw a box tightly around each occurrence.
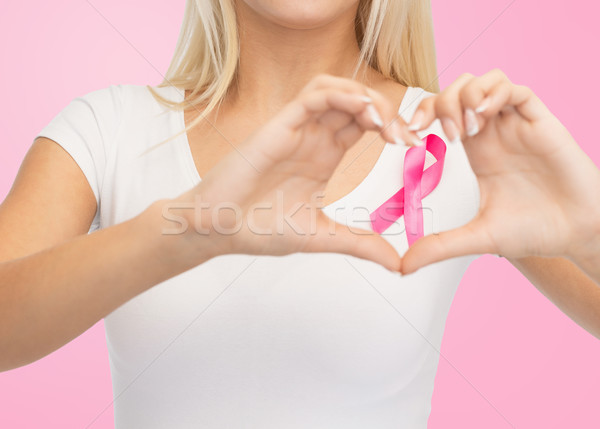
[369,133,446,246]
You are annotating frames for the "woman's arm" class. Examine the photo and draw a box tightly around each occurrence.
[507,256,600,338]
[0,137,214,371]
[0,75,410,371]
[509,219,600,338]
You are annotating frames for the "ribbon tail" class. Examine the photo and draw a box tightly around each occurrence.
[403,145,426,247]
[370,192,405,234]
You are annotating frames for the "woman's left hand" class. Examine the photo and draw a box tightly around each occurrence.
[401,69,600,274]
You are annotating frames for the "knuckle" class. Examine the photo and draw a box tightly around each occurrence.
[459,72,475,80]
[435,93,453,112]
[515,84,532,95]
[497,81,512,93]
[298,90,317,106]
[418,95,435,110]
[461,79,480,97]
[490,68,507,80]
[354,81,369,94]
[311,73,332,86]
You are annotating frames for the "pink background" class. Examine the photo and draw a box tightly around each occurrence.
[1,1,599,427]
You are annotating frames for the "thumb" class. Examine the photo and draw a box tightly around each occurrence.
[400,220,493,275]
[307,214,402,272]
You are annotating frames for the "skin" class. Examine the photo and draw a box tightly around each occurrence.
[0,0,598,372]
[405,69,600,337]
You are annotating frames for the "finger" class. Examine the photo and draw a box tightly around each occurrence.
[364,87,412,146]
[469,80,513,124]
[300,73,370,98]
[298,75,407,145]
[318,110,354,131]
[279,89,374,131]
[333,121,364,149]
[313,91,393,136]
[406,95,455,142]
[510,84,550,121]
[333,114,406,150]
[408,73,475,141]
[407,94,436,130]
[459,68,510,112]
[482,83,547,123]
[400,219,495,275]
[317,98,387,137]
[305,90,372,116]
[459,69,512,137]
[459,69,548,130]
[406,95,463,145]
[387,114,423,147]
[309,213,402,272]
[436,73,478,139]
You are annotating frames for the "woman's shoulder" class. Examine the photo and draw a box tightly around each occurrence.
[83,83,183,113]
[46,83,184,156]
[61,83,149,123]
[116,83,183,112]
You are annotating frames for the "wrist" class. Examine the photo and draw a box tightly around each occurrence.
[140,198,222,270]
[563,161,600,269]
[565,217,600,281]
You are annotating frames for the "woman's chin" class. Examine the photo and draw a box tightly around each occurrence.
[241,0,359,31]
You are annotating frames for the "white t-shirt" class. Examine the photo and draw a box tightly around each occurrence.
[35,84,483,428]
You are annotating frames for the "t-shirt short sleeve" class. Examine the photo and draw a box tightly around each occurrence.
[34,85,123,232]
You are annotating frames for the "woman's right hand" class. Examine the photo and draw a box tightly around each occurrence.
[165,75,415,272]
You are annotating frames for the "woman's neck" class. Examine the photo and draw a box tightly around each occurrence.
[227,2,380,118]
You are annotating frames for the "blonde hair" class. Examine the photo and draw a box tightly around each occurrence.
[147,0,439,145]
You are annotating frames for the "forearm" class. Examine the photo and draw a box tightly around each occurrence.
[0,199,212,371]
[567,234,600,287]
[508,255,600,339]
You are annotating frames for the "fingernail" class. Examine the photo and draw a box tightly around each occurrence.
[464,108,479,137]
[475,97,491,113]
[411,135,424,147]
[393,136,406,146]
[359,95,373,103]
[441,117,460,143]
[366,104,384,128]
[408,109,424,131]
[390,119,404,141]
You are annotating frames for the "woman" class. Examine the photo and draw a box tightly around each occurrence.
[0,1,598,428]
